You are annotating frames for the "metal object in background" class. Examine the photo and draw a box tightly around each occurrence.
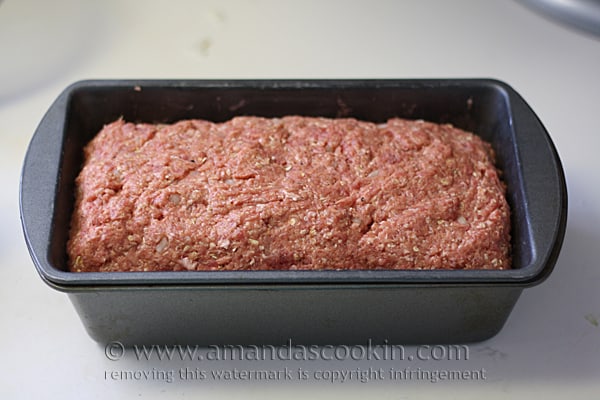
[519,0,600,38]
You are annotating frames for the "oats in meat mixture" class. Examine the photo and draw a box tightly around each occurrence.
[68,116,511,271]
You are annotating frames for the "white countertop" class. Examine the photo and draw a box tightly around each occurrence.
[1,0,599,398]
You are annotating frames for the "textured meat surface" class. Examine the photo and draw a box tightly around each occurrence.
[68,116,511,272]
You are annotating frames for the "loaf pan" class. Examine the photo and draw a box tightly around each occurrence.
[20,79,567,345]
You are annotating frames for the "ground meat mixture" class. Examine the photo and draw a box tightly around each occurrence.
[68,116,511,272]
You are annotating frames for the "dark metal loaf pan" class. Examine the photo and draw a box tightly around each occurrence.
[20,79,567,345]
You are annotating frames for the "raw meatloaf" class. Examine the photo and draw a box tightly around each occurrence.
[68,116,511,272]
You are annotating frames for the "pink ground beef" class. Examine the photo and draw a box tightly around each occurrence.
[68,116,511,272]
